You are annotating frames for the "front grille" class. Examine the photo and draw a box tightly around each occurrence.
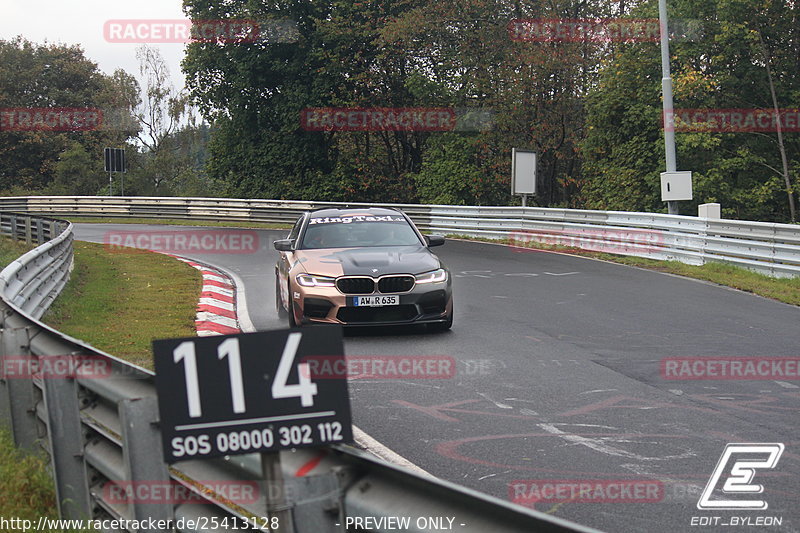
[378,275,415,294]
[336,277,375,294]
[303,298,333,319]
[337,305,419,324]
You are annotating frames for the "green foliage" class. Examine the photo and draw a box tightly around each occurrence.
[0,38,139,192]
[581,0,799,221]
[413,135,506,205]
[0,39,215,199]
[182,0,338,199]
[7,0,792,220]
[580,37,666,212]
[51,142,105,195]
[182,0,623,205]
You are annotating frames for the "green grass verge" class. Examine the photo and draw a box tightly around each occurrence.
[0,429,58,524]
[63,216,291,230]
[42,241,202,369]
[447,234,800,307]
[0,429,92,531]
[0,235,34,267]
[0,428,93,533]
[0,428,94,531]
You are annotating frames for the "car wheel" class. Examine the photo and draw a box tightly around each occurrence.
[429,311,453,332]
[275,277,288,318]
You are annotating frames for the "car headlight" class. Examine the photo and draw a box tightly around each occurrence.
[415,268,448,284]
[296,273,336,287]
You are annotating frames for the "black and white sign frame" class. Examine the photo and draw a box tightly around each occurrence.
[153,327,352,463]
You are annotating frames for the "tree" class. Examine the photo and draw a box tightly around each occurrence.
[183,0,339,199]
[413,135,507,205]
[0,38,138,193]
[581,0,799,222]
[183,0,639,204]
[50,142,105,195]
[131,46,200,193]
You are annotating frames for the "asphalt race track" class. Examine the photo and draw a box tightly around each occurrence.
[74,223,800,533]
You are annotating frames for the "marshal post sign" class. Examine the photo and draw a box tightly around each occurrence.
[152,327,352,463]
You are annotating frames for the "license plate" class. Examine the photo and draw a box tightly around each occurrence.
[352,295,399,307]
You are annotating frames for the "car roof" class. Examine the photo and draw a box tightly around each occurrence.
[307,207,404,218]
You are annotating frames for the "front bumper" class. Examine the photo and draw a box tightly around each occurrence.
[291,281,452,326]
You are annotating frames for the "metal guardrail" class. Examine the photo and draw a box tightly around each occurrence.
[0,213,73,319]
[1,196,798,277]
[0,213,598,533]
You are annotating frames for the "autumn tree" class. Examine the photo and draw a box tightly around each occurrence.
[581,0,799,222]
[0,37,138,194]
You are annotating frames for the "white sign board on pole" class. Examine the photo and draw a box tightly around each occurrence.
[512,149,537,196]
[660,171,693,201]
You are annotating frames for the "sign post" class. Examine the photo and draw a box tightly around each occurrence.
[152,327,352,532]
[511,148,537,207]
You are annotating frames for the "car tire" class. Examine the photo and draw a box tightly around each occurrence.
[275,277,288,318]
[429,311,453,332]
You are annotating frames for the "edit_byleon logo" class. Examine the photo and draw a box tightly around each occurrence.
[697,443,784,510]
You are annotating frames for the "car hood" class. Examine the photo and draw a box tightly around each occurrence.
[296,246,441,277]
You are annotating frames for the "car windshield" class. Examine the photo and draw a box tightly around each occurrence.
[300,215,421,249]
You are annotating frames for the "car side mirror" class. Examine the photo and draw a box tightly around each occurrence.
[273,239,294,251]
[426,234,445,247]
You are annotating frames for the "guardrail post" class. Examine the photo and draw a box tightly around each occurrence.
[288,467,351,533]
[119,396,173,529]
[699,217,709,267]
[42,354,92,520]
[35,218,44,244]
[24,217,32,245]
[0,325,40,450]
[9,214,18,240]
[263,452,295,533]
[49,220,58,241]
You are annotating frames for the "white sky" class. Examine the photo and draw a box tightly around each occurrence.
[1,0,188,90]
